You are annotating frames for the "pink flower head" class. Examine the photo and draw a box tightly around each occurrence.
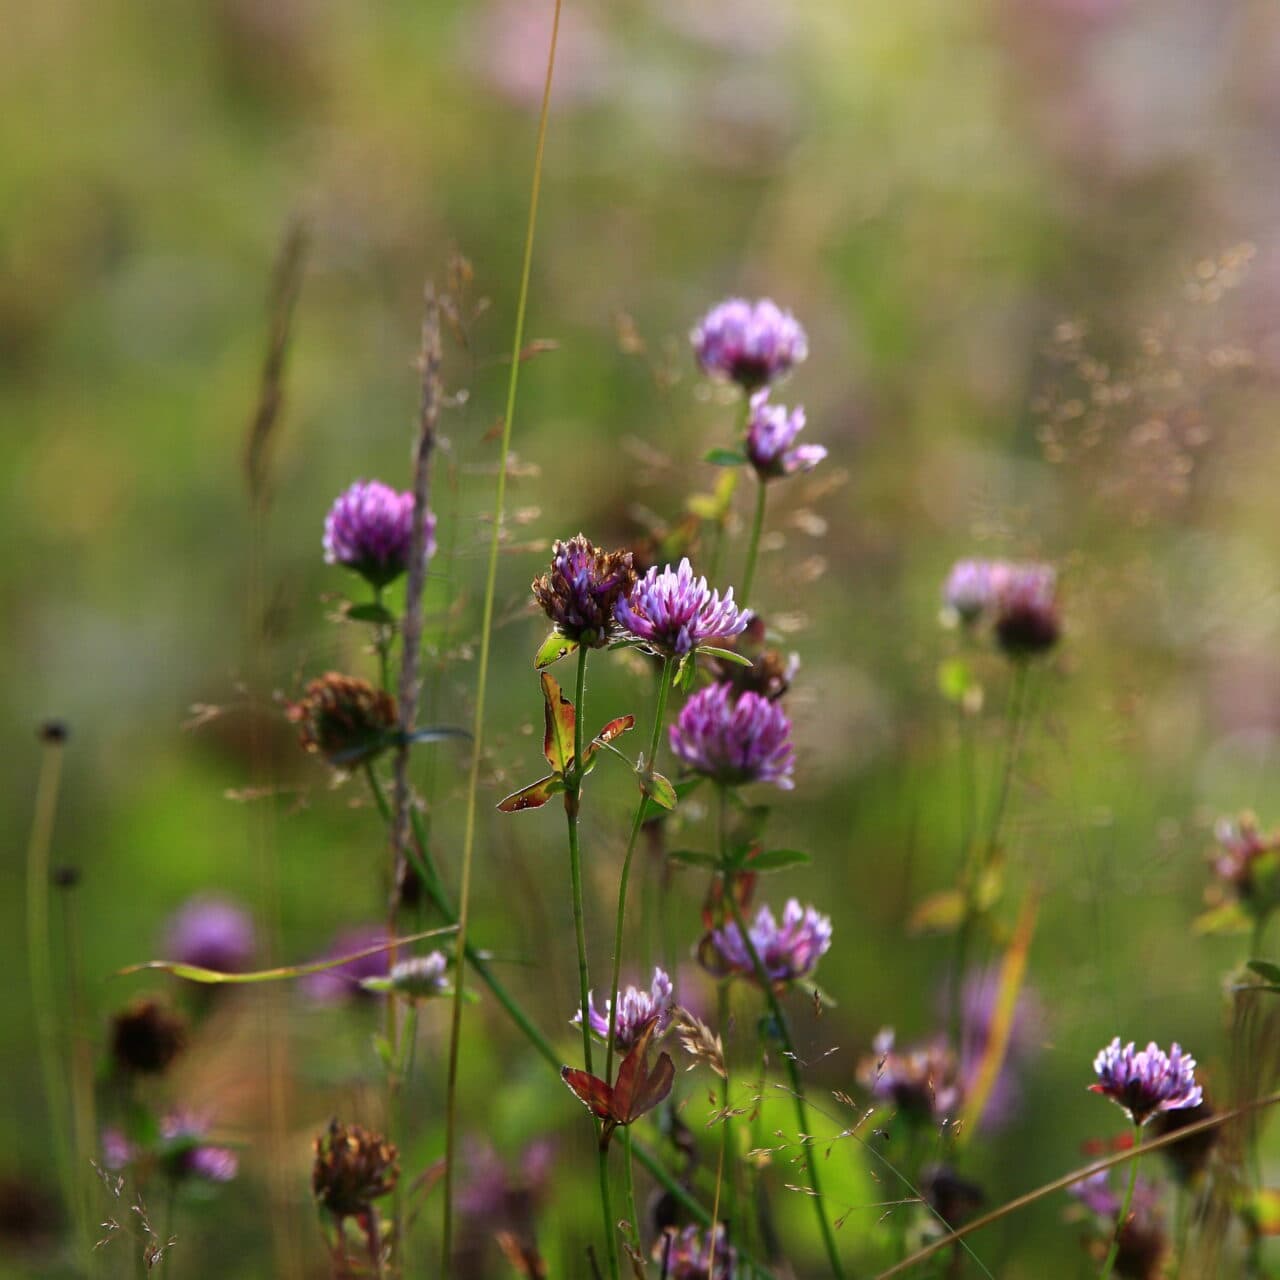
[615,558,748,658]
[323,480,435,589]
[669,683,795,789]
[745,391,826,480]
[573,967,674,1052]
[691,298,808,391]
[702,900,831,985]
[1090,1038,1202,1126]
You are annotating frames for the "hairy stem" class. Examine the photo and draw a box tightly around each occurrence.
[605,655,675,1085]
[441,3,562,1267]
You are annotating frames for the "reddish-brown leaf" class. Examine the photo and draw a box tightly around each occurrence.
[561,1066,613,1121]
[497,775,564,813]
[582,714,635,767]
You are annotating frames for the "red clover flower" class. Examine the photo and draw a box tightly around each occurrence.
[691,298,808,391]
[323,479,435,590]
[669,683,795,790]
[163,895,256,974]
[573,967,674,1052]
[701,899,831,986]
[532,534,636,647]
[614,558,748,658]
[1090,1038,1202,1126]
[745,391,826,480]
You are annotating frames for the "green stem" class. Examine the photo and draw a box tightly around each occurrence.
[605,656,676,1085]
[373,585,392,694]
[740,477,768,610]
[623,1129,641,1251]
[441,3,561,1268]
[1098,1125,1142,1280]
[26,735,77,1268]
[719,794,845,1280]
[564,646,620,1280]
[951,660,1030,1048]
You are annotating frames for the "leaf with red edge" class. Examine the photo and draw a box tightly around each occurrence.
[541,672,576,773]
[582,715,635,767]
[611,1020,675,1124]
[497,775,565,813]
[561,1066,613,1120]
[534,631,578,670]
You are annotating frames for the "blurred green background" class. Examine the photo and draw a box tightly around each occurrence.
[7,0,1280,1275]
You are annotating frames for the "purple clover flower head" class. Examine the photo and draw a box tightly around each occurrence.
[691,298,808,391]
[653,1222,736,1279]
[160,1112,239,1183]
[614,558,748,658]
[1090,1038,1202,1126]
[702,900,831,986]
[941,559,1008,626]
[993,562,1060,657]
[1068,1168,1122,1218]
[669,684,795,789]
[1068,1170,1167,1276]
[366,951,452,1000]
[163,895,256,974]
[745,391,826,480]
[1211,812,1280,912]
[323,480,435,590]
[302,926,390,1003]
[101,1128,135,1170]
[573,967,674,1052]
[858,1029,965,1123]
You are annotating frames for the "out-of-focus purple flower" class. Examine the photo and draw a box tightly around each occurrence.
[669,684,795,790]
[532,535,636,647]
[362,951,452,1000]
[163,895,256,974]
[1211,812,1280,914]
[708,615,798,701]
[160,1112,239,1183]
[701,900,831,986]
[941,559,1009,625]
[745,391,826,480]
[951,968,1043,1131]
[1090,1038,1202,1126]
[993,562,1060,656]
[1068,1169,1167,1278]
[615,558,748,658]
[457,1138,555,1221]
[653,1222,736,1280]
[302,926,390,1003]
[101,1128,135,1170]
[857,1029,964,1123]
[692,298,808,391]
[573,967,674,1052]
[323,480,434,590]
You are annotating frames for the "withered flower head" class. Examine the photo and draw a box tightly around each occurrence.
[110,997,188,1076]
[709,616,797,702]
[857,1028,964,1124]
[532,535,636,648]
[287,673,396,768]
[311,1119,399,1219]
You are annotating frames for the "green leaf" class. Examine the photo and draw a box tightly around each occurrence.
[937,657,977,704]
[675,654,697,693]
[640,775,704,823]
[1192,901,1253,936]
[697,645,752,667]
[703,448,747,467]
[749,848,812,873]
[642,770,678,810]
[667,849,720,870]
[540,671,576,773]
[346,601,397,626]
[535,631,578,670]
[115,926,458,984]
[1249,960,1280,984]
[496,775,565,813]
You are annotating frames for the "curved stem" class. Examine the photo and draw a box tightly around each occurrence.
[441,2,561,1267]
[1098,1125,1142,1280]
[568,645,594,1075]
[722,862,845,1278]
[605,656,676,1085]
[740,477,768,610]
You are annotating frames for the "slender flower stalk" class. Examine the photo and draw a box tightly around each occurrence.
[26,725,78,1254]
[441,3,561,1269]
[605,656,676,1085]
[1098,1125,1142,1280]
[716,786,846,1280]
[741,476,768,609]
